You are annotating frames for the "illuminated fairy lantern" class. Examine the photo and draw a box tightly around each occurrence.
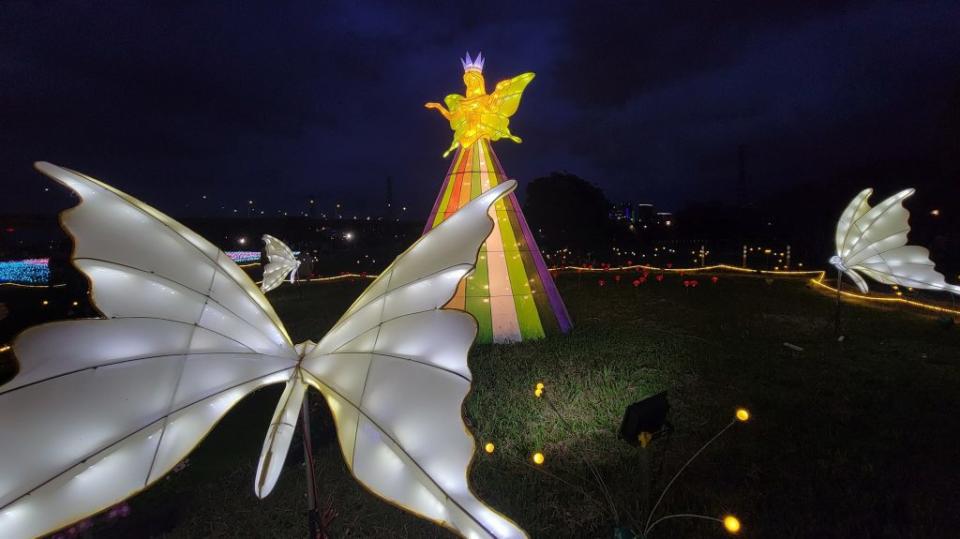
[831,188,960,295]
[0,163,527,539]
[424,52,572,343]
[260,234,300,293]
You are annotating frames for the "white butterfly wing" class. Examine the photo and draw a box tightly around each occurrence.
[261,234,300,293]
[855,245,959,293]
[0,163,298,539]
[841,188,912,266]
[255,180,528,538]
[834,188,872,257]
[842,265,871,294]
[834,188,960,295]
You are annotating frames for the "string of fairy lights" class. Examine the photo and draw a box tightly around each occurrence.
[3,257,958,317]
[541,244,804,272]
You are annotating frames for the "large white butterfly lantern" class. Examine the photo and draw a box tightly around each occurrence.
[831,188,959,295]
[0,162,527,539]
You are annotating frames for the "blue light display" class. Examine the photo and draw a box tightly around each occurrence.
[0,258,51,285]
[1,251,268,285]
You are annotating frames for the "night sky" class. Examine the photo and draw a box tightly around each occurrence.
[2,1,959,219]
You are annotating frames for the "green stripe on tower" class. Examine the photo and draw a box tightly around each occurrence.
[467,243,493,343]
[481,144,545,339]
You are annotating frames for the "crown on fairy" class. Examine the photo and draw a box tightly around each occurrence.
[461,51,485,74]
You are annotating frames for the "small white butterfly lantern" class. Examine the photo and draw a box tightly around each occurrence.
[260,234,300,293]
[831,188,959,295]
[0,162,527,539]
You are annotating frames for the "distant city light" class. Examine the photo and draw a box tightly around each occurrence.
[238,237,247,245]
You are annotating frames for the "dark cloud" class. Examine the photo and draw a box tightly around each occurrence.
[554,2,865,107]
[0,0,958,219]
[548,0,960,205]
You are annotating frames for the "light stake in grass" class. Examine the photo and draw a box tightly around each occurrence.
[640,408,751,538]
[537,385,621,523]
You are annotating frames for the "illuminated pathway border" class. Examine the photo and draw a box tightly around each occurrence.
[548,262,960,316]
[5,263,958,317]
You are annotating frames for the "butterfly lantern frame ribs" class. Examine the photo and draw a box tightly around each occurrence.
[0,162,527,539]
[831,188,960,295]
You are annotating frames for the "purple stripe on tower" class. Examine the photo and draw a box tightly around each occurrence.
[489,149,573,333]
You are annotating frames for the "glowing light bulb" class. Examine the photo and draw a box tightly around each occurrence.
[723,515,741,534]
[42,299,49,306]
[735,408,750,422]
[484,442,495,454]
[532,452,544,465]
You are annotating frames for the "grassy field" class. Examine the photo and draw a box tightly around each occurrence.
[7,271,960,538]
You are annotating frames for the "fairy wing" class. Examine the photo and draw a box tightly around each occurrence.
[444,93,464,113]
[0,163,299,539]
[255,180,528,538]
[444,93,469,134]
[836,188,960,294]
[490,72,535,119]
[261,234,300,292]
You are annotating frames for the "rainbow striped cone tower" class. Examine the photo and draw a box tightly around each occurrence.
[424,52,572,343]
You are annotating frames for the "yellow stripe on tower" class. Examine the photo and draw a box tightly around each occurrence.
[477,141,522,343]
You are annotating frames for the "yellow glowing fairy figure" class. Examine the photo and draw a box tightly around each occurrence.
[425,51,535,157]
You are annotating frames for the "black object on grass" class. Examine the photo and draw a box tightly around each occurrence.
[619,391,671,447]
